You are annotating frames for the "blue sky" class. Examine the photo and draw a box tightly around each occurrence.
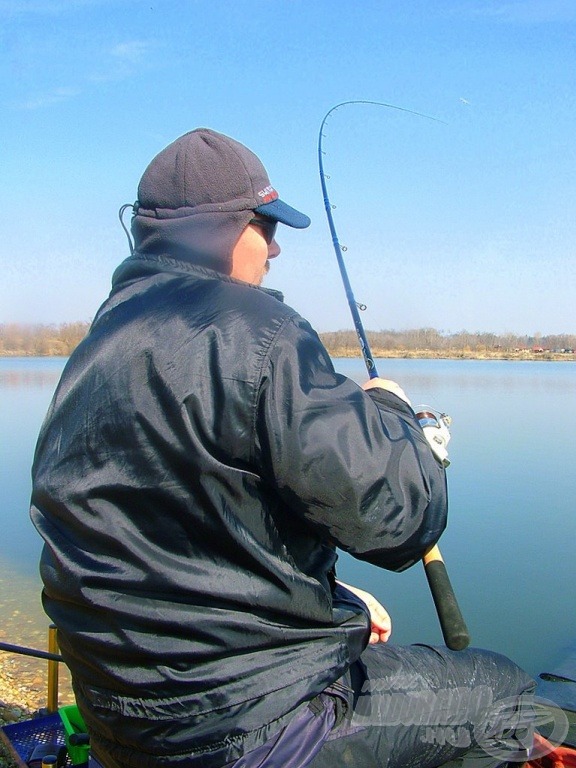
[1,0,574,334]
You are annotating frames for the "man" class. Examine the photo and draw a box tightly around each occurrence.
[31,129,534,768]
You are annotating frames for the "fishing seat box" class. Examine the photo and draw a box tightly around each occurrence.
[1,713,69,768]
[1,706,90,768]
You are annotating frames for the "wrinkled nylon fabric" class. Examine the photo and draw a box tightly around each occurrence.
[31,254,449,766]
[310,644,535,768]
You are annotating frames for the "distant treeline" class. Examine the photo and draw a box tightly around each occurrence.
[318,328,576,356]
[0,322,91,356]
[1,323,575,358]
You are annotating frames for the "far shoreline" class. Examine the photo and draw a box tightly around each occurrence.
[322,348,576,362]
[1,349,574,362]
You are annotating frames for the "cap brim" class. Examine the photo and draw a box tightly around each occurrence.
[255,198,311,229]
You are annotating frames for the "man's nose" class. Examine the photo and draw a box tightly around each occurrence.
[268,239,281,259]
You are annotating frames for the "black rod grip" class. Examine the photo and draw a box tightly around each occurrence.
[423,554,471,651]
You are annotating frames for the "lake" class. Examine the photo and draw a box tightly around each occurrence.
[1,355,574,685]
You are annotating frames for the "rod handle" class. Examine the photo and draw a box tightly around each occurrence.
[423,545,471,651]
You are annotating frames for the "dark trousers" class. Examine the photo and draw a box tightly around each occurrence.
[236,645,536,768]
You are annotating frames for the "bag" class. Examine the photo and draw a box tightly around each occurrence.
[528,733,576,768]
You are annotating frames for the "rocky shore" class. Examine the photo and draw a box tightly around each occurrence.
[0,652,74,768]
[0,655,47,725]
[0,570,75,768]
[0,656,43,768]
[0,537,82,768]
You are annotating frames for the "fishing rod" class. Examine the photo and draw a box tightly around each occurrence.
[0,639,63,663]
[318,100,470,651]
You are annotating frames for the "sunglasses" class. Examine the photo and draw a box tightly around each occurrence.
[249,217,277,244]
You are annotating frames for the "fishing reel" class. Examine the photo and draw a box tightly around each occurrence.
[415,408,452,468]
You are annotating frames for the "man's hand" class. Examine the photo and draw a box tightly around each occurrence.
[336,580,392,644]
[362,377,411,406]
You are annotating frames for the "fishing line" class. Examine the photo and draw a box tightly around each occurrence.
[318,100,446,378]
[318,101,470,651]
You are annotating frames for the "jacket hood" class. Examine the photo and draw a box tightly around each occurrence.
[130,207,253,275]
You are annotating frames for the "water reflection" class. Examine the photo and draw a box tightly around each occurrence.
[0,369,63,388]
[338,357,576,393]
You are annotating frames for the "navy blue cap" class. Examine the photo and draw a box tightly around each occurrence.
[136,128,310,229]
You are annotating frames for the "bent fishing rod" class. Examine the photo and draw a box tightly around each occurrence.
[318,100,470,651]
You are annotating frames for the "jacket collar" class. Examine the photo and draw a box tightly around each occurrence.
[111,252,285,303]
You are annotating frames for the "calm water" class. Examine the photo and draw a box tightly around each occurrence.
[1,356,574,680]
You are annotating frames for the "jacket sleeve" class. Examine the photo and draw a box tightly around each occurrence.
[254,314,448,572]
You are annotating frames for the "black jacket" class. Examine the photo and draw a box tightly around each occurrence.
[31,253,447,767]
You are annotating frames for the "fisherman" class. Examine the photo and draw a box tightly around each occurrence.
[31,128,535,768]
